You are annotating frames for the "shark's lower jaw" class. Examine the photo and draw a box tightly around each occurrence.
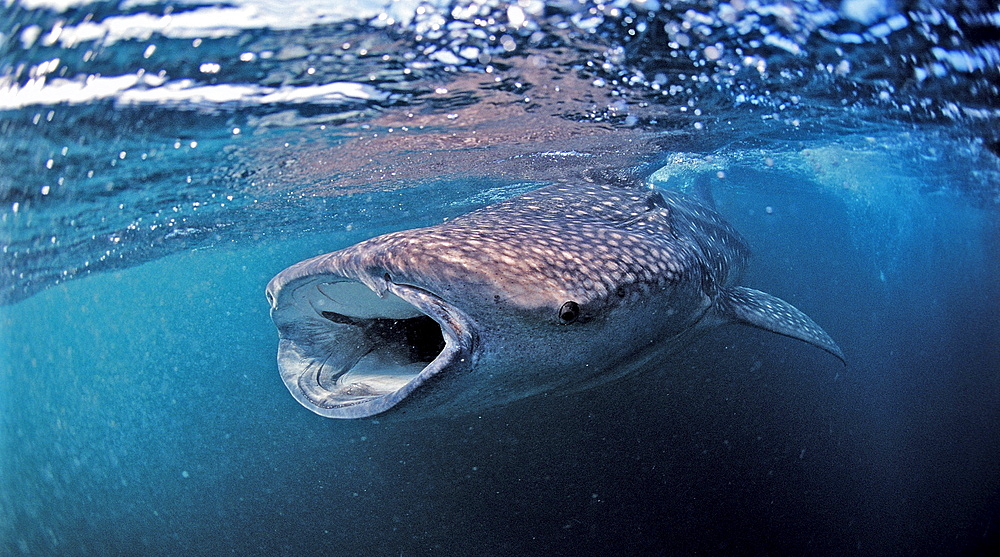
[272,278,474,419]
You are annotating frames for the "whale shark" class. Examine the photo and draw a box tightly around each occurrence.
[266,182,844,419]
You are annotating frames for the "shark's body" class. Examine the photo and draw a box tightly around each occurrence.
[267,182,844,419]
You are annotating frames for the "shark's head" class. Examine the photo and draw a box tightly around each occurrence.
[266,183,844,419]
[266,183,712,418]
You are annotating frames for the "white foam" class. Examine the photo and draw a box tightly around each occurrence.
[15,0,100,10]
[19,0,418,47]
[0,73,386,109]
[840,0,890,25]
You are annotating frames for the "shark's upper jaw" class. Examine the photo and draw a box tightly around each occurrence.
[269,275,476,419]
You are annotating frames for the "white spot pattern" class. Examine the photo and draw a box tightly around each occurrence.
[317,183,751,318]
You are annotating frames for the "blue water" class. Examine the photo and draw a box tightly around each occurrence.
[2,0,999,555]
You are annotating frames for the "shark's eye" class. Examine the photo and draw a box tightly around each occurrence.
[558,301,580,324]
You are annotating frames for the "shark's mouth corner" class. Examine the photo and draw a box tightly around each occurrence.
[270,277,474,419]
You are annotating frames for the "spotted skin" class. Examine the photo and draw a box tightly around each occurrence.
[267,182,845,419]
[273,184,727,320]
[720,286,845,362]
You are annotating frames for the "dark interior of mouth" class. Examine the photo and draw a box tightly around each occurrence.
[279,280,452,412]
[319,310,445,364]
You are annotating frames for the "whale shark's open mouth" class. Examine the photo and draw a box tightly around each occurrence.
[270,278,474,418]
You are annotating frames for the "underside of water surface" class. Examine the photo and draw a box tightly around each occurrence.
[1,0,998,303]
[1,1,999,556]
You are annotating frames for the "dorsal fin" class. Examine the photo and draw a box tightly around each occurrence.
[582,165,647,188]
[691,172,717,210]
[718,286,846,364]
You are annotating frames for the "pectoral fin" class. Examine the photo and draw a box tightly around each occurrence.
[719,286,846,364]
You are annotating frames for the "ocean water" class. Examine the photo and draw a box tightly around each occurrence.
[1,0,999,555]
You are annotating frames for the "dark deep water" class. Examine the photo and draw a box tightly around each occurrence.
[2,1,1000,555]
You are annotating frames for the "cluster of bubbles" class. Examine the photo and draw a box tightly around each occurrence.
[371,0,999,125]
[2,1,997,123]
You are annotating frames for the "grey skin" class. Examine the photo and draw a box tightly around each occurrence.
[266,182,845,419]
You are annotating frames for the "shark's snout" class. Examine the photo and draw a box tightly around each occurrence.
[269,274,476,418]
